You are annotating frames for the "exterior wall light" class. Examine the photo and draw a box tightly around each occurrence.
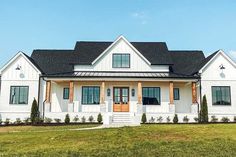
[15,64,21,70]
[132,89,135,97]
[107,88,111,96]
[219,64,226,78]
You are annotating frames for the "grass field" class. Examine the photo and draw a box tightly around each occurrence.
[0,124,236,157]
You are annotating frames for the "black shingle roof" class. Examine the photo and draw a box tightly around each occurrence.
[169,50,205,75]
[73,41,172,65]
[29,41,213,77]
[31,50,74,74]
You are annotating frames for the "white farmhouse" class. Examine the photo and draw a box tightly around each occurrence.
[0,36,235,124]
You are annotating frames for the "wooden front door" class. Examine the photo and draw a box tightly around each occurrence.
[113,87,129,112]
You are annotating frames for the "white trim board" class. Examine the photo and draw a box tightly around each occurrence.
[91,35,151,65]
[199,49,236,73]
[0,51,41,75]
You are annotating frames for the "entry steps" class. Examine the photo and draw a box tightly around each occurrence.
[112,112,132,124]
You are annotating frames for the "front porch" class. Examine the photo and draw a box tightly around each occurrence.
[43,79,199,124]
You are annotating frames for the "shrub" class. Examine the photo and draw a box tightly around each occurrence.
[81,116,86,123]
[89,116,94,123]
[15,118,22,125]
[65,114,70,124]
[234,116,236,122]
[200,95,208,123]
[4,118,10,125]
[97,113,103,123]
[31,98,39,125]
[54,118,61,123]
[149,117,155,123]
[194,117,199,123]
[210,116,218,122]
[73,115,79,122]
[173,114,178,123]
[166,116,171,123]
[157,116,163,123]
[221,117,230,123]
[0,119,2,125]
[141,113,147,123]
[44,117,53,123]
[23,117,31,125]
[183,116,189,123]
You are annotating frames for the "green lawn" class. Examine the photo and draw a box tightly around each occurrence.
[0,124,236,157]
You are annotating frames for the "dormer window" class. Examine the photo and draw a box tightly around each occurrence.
[112,54,130,68]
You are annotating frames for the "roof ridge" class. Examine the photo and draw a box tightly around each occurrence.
[33,49,73,51]
[169,50,203,52]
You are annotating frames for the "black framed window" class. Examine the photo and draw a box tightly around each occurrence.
[174,88,180,100]
[112,54,130,68]
[63,88,69,99]
[142,87,161,105]
[212,86,231,105]
[10,86,29,104]
[82,86,100,104]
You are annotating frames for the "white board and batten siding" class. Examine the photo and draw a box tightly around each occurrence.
[200,51,236,118]
[74,38,169,72]
[0,53,41,120]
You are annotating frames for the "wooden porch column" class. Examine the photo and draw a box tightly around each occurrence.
[138,82,142,104]
[100,81,105,104]
[69,81,74,103]
[169,81,174,104]
[45,81,51,103]
[192,82,197,103]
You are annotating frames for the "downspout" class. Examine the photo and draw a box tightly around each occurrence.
[197,74,202,120]
[199,75,202,118]
[41,76,47,119]
[37,74,41,117]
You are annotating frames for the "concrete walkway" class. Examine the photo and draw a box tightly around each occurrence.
[5,123,140,133]
[70,123,140,131]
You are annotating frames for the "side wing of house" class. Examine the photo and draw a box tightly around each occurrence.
[0,52,41,121]
[200,50,236,120]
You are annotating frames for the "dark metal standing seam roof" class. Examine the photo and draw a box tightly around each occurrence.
[44,71,199,79]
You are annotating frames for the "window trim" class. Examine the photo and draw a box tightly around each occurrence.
[9,86,29,105]
[112,53,130,68]
[81,86,100,105]
[63,87,69,100]
[173,88,180,100]
[211,86,231,106]
[142,87,161,105]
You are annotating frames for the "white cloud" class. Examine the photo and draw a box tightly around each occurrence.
[228,50,236,61]
[131,11,149,24]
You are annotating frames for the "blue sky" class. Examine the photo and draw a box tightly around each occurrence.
[1,0,236,67]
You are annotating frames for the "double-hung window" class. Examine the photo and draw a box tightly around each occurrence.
[82,86,100,104]
[142,87,161,105]
[212,86,231,105]
[174,88,180,100]
[10,86,29,104]
[112,54,130,68]
[63,88,69,99]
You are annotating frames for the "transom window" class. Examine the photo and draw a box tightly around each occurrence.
[174,88,180,100]
[63,88,69,99]
[10,86,29,104]
[82,86,100,104]
[212,86,231,105]
[112,54,130,68]
[142,87,161,105]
